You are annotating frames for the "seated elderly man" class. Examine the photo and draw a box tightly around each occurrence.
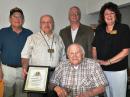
[50,43,108,97]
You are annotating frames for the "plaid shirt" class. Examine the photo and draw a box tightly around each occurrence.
[50,58,108,97]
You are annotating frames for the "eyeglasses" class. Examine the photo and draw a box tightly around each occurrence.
[70,13,79,16]
[11,14,23,19]
[104,12,115,16]
[40,21,52,24]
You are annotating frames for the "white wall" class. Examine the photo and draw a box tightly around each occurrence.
[0,0,86,33]
[86,0,130,14]
[120,5,130,27]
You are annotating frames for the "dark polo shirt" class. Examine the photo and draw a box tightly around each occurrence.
[0,26,32,67]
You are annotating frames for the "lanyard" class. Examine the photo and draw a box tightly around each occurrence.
[40,31,54,58]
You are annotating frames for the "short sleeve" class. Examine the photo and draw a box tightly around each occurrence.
[21,35,33,58]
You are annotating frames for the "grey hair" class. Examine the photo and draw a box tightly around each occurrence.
[67,43,85,58]
[69,6,81,20]
[40,14,54,30]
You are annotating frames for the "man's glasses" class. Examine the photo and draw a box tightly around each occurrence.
[11,14,23,19]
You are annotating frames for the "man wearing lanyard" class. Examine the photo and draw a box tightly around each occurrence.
[0,7,32,97]
[21,15,66,97]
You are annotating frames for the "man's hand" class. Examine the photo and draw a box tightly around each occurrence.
[98,60,110,66]
[54,86,68,97]
[22,67,27,79]
[21,58,29,79]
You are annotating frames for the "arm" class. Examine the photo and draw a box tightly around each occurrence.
[54,85,68,97]
[49,62,68,97]
[77,60,108,97]
[92,46,129,66]
[92,47,97,59]
[49,83,68,97]
[98,25,130,65]
[21,36,33,78]
[99,48,129,66]
[21,58,29,79]
[76,85,105,97]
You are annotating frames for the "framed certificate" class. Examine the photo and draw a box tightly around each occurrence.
[23,66,49,93]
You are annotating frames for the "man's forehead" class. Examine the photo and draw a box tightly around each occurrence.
[41,16,51,21]
[69,45,80,51]
[12,12,22,16]
[70,7,79,12]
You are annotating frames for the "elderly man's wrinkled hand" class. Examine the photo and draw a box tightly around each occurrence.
[54,86,68,97]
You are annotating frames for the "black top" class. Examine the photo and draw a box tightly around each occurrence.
[92,23,130,71]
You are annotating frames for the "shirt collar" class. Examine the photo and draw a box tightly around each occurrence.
[40,30,54,38]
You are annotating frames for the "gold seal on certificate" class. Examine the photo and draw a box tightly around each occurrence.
[23,66,49,92]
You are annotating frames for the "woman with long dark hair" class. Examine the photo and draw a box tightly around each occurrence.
[92,2,130,97]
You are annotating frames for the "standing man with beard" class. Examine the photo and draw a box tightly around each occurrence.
[21,15,66,97]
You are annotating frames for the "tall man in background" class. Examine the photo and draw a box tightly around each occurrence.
[0,7,32,97]
[60,6,94,58]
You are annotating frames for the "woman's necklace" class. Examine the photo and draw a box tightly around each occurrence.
[40,31,54,58]
[106,24,114,33]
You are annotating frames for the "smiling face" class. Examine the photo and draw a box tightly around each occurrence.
[40,15,54,34]
[10,12,24,28]
[67,44,84,65]
[104,9,116,26]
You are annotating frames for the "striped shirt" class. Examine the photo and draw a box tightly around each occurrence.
[50,58,108,97]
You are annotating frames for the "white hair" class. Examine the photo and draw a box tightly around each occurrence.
[67,43,85,58]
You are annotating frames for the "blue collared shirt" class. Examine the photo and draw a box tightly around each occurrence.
[0,26,32,67]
